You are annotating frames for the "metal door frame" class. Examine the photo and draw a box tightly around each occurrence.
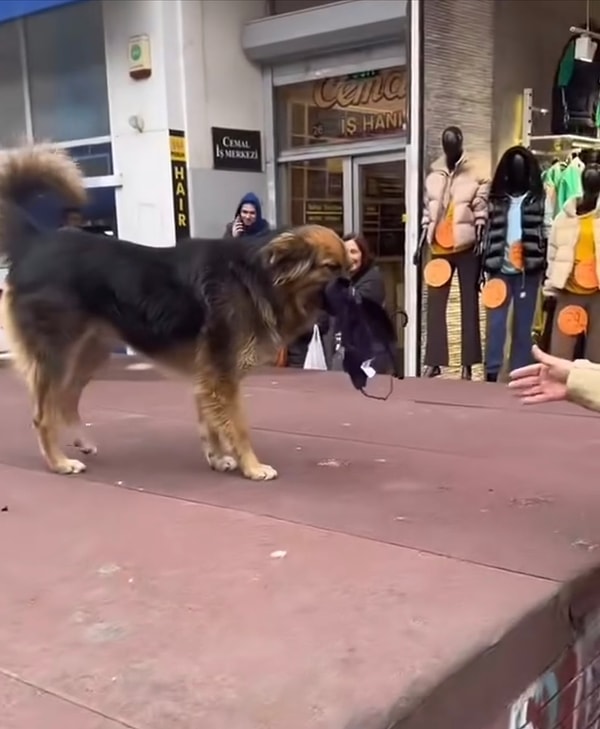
[351,151,415,375]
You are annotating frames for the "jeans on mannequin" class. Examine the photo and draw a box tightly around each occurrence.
[485,273,541,377]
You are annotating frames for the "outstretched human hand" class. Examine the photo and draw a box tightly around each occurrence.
[508,345,573,404]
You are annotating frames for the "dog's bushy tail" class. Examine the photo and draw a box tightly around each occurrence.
[0,143,87,258]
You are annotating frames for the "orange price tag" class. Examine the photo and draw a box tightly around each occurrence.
[557,304,588,336]
[481,278,508,309]
[424,258,452,288]
[574,261,599,290]
[434,218,454,250]
[508,242,524,271]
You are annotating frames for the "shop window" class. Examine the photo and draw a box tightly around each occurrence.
[282,159,344,236]
[356,160,405,259]
[0,20,27,147]
[25,0,110,143]
[67,141,113,177]
[275,67,407,151]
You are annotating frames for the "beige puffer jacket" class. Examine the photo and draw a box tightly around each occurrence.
[544,198,600,296]
[422,155,490,252]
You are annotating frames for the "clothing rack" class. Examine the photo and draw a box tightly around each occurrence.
[529,135,600,157]
[521,88,600,152]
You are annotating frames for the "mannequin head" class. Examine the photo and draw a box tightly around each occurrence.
[575,164,600,215]
[489,145,543,199]
[505,151,529,194]
[582,164,600,198]
[441,126,464,168]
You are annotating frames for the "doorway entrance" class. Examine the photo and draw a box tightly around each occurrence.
[280,150,406,373]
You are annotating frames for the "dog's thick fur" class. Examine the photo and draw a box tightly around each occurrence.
[0,145,347,480]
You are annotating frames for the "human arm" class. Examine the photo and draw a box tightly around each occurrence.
[354,268,386,306]
[566,360,600,412]
[224,218,244,238]
[421,184,431,229]
[472,177,491,228]
[509,346,600,412]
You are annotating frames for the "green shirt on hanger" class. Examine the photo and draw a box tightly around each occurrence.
[542,162,564,218]
[557,161,583,212]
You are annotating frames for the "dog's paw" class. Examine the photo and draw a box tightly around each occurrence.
[72,436,98,455]
[207,453,238,472]
[53,458,87,475]
[243,463,278,481]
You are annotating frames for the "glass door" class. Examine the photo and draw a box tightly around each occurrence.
[279,157,352,235]
[351,153,406,374]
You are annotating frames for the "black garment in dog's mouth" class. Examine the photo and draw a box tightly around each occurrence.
[323,277,402,398]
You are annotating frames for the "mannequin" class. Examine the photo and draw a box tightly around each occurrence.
[544,164,600,363]
[481,146,547,382]
[415,126,490,379]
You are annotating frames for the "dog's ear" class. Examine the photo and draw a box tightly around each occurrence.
[264,232,317,286]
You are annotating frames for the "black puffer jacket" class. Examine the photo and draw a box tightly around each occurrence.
[482,146,547,275]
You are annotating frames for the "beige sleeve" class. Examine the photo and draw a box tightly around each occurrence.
[566,360,600,412]
[543,218,560,297]
[421,180,431,227]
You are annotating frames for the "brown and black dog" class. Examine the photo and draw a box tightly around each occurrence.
[0,145,347,480]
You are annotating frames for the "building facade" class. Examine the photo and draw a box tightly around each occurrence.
[0,0,597,373]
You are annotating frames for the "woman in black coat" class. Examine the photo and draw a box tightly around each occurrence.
[344,233,386,305]
[340,233,390,374]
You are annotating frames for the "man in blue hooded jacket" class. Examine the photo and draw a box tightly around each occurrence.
[223,192,270,239]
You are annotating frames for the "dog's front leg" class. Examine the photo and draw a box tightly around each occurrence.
[194,376,278,481]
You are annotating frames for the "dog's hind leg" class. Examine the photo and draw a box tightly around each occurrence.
[2,289,92,474]
[194,373,277,481]
[59,333,110,455]
[32,365,87,475]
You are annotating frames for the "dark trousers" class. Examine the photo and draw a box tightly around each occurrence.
[485,273,541,376]
[550,291,600,362]
[424,249,482,367]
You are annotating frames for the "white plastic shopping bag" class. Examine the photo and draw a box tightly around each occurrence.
[303,325,328,370]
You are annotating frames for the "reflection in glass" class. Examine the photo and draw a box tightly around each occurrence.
[0,21,27,147]
[26,0,110,142]
[68,142,114,177]
[357,160,406,373]
[275,67,407,151]
[282,159,344,236]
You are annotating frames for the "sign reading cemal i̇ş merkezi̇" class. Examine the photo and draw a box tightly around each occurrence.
[211,127,263,173]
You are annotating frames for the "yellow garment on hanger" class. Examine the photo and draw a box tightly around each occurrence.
[566,213,599,294]
[432,201,455,255]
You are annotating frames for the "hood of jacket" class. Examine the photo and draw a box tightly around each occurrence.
[235,192,269,236]
[430,153,473,176]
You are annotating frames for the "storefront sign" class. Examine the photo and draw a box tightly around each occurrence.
[211,127,262,173]
[169,130,190,241]
[312,68,407,139]
[304,201,343,228]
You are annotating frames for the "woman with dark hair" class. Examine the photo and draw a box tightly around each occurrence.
[343,233,386,305]
[337,233,390,374]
